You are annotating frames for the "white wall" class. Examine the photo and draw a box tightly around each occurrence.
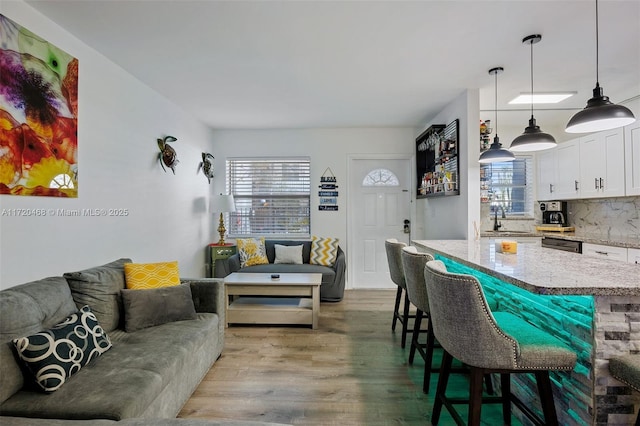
[415,89,481,240]
[0,2,215,289]
[209,127,416,254]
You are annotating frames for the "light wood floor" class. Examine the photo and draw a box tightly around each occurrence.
[178,289,512,425]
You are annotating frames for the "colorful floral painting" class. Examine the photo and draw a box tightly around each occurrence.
[0,14,78,197]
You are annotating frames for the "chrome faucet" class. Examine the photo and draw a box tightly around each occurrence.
[493,206,506,231]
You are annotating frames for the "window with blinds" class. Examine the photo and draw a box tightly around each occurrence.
[226,157,311,236]
[482,156,533,217]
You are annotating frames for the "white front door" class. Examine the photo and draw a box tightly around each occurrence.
[348,157,412,289]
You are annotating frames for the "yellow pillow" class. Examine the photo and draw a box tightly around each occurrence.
[310,236,339,266]
[237,238,269,268]
[124,261,180,290]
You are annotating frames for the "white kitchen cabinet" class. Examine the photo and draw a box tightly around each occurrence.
[579,128,625,198]
[628,248,640,265]
[536,148,557,201]
[555,138,581,199]
[582,243,628,263]
[625,121,640,196]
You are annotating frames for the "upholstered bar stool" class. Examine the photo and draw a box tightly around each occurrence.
[424,260,577,426]
[385,238,414,348]
[400,246,436,393]
[609,355,640,426]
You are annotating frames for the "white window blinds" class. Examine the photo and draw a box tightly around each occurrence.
[482,156,533,217]
[226,157,311,236]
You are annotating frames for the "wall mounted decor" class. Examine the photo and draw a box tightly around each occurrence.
[0,14,79,197]
[157,135,178,174]
[318,168,338,211]
[416,119,460,198]
[198,152,215,183]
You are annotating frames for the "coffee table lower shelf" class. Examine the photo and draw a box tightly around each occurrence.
[227,297,313,327]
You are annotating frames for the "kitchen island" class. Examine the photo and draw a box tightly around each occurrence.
[414,238,640,426]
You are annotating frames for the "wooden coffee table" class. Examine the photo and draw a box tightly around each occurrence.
[224,272,322,329]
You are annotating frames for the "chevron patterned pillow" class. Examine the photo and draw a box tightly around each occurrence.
[310,236,339,266]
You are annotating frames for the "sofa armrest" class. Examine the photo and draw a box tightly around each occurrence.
[223,253,241,275]
[333,246,346,280]
[181,278,225,346]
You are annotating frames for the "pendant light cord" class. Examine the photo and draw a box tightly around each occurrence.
[595,0,599,86]
[530,39,534,117]
[494,69,498,137]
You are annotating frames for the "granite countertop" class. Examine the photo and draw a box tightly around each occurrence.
[479,231,640,249]
[413,238,640,296]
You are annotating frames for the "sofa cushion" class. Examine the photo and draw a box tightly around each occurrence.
[0,313,219,420]
[121,284,197,332]
[64,258,132,333]
[12,306,112,393]
[237,238,269,267]
[310,236,339,266]
[240,264,336,285]
[0,276,78,404]
[124,261,180,290]
[274,244,304,265]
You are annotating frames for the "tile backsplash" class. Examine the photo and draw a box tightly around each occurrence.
[567,196,640,239]
[480,196,640,237]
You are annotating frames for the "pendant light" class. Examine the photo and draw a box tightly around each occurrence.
[509,35,557,152]
[479,67,515,164]
[566,0,635,133]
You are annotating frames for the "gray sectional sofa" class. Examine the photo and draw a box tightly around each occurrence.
[223,240,346,302]
[0,258,246,425]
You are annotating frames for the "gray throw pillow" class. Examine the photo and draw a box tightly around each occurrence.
[64,258,132,332]
[121,284,197,332]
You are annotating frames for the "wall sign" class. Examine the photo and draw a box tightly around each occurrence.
[318,168,338,211]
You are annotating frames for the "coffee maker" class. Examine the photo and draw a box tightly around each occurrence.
[540,201,567,226]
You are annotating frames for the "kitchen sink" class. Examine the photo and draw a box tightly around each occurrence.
[481,230,540,237]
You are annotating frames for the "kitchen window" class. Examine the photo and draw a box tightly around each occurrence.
[226,157,311,237]
[481,156,533,217]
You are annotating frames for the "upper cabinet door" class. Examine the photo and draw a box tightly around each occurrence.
[579,128,625,199]
[536,148,557,201]
[555,138,581,200]
[625,121,640,196]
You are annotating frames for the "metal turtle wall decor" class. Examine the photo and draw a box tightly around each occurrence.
[198,152,215,183]
[157,136,178,174]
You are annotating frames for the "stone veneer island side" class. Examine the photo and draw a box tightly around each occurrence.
[414,238,640,426]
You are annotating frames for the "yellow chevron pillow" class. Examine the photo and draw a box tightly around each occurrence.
[310,236,339,266]
[124,261,181,290]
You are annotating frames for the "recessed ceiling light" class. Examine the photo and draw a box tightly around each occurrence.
[508,92,576,104]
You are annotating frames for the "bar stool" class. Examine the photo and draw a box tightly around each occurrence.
[424,260,577,426]
[385,238,413,348]
[609,355,640,426]
[400,246,436,393]
[401,247,494,395]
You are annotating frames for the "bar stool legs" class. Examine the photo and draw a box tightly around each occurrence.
[391,286,403,331]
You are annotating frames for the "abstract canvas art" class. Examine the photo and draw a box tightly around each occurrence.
[0,14,78,197]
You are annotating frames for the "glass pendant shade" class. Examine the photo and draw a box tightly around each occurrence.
[566,84,636,133]
[509,34,556,152]
[479,136,515,163]
[510,116,557,152]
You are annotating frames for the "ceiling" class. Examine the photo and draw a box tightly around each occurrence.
[25,0,640,131]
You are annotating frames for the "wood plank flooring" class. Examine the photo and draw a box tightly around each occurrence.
[178,289,515,425]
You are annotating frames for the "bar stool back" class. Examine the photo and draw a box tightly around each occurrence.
[400,246,435,393]
[609,355,640,426]
[424,260,577,426]
[385,238,412,348]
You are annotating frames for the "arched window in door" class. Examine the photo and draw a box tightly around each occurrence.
[362,168,399,186]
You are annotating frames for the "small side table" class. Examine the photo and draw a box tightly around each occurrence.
[207,244,237,278]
